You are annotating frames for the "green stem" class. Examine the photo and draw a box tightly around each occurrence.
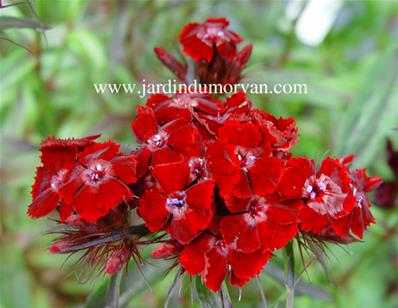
[107,270,122,308]
[285,241,295,308]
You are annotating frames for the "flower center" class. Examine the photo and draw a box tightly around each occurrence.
[305,177,328,199]
[189,158,206,180]
[247,196,268,224]
[235,147,256,171]
[148,132,167,149]
[166,191,186,208]
[87,162,108,184]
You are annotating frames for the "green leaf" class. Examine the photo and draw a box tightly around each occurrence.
[68,30,106,70]
[335,46,398,167]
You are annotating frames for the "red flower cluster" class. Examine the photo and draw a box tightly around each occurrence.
[155,17,252,85]
[28,16,382,294]
[28,136,137,222]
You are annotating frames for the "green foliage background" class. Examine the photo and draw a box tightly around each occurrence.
[1,0,398,307]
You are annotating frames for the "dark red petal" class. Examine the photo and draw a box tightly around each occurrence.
[31,166,51,198]
[131,105,158,142]
[27,189,59,218]
[135,147,152,178]
[299,206,330,234]
[179,23,213,62]
[59,202,74,222]
[75,178,131,222]
[236,44,253,66]
[228,249,270,287]
[218,121,261,148]
[232,170,252,198]
[220,214,261,253]
[79,141,120,164]
[186,180,214,211]
[203,246,227,292]
[167,124,202,157]
[166,214,201,244]
[153,161,190,193]
[206,142,240,195]
[278,157,314,199]
[152,147,182,165]
[249,157,283,195]
[205,17,230,27]
[39,136,96,170]
[224,195,250,213]
[179,233,211,275]
[331,215,351,238]
[138,190,169,232]
[350,205,375,239]
[365,175,383,192]
[111,154,137,184]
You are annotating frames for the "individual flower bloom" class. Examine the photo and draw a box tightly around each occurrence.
[190,92,252,138]
[333,168,382,238]
[251,109,298,152]
[206,120,282,198]
[196,43,253,85]
[300,157,356,235]
[131,105,203,166]
[179,232,271,291]
[278,156,357,236]
[151,240,183,260]
[138,161,214,244]
[179,17,243,63]
[61,141,137,222]
[146,93,222,127]
[220,195,300,254]
[154,47,187,81]
[28,135,99,220]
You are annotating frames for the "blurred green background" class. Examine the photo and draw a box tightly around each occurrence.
[1,0,398,307]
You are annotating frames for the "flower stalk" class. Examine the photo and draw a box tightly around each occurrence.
[285,241,295,308]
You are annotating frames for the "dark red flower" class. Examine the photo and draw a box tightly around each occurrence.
[250,109,298,153]
[28,135,99,220]
[146,92,222,127]
[278,156,380,238]
[131,105,202,167]
[206,120,282,198]
[195,43,253,85]
[220,196,300,253]
[61,141,137,222]
[333,168,382,238]
[179,17,243,63]
[179,232,271,291]
[138,161,214,244]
